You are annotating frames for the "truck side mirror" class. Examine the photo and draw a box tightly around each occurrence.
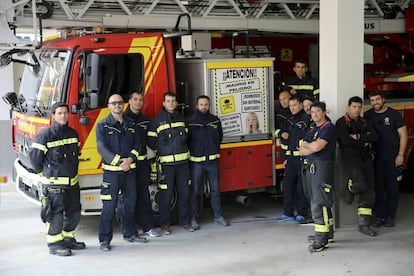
[79,116,90,125]
[88,53,100,91]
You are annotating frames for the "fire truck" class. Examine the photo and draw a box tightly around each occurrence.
[1,24,277,215]
[363,7,414,185]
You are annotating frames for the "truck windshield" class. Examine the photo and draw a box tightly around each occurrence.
[18,49,70,116]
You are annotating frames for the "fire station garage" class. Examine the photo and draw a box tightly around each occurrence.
[1,0,414,275]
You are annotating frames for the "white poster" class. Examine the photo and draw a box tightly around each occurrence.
[211,65,269,137]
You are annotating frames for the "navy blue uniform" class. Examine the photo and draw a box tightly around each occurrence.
[336,115,377,226]
[96,113,140,243]
[284,75,319,101]
[147,108,190,227]
[302,121,337,244]
[275,105,292,159]
[364,107,406,222]
[30,121,81,249]
[282,110,310,218]
[188,109,224,220]
[124,108,155,232]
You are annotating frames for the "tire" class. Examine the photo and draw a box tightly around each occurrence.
[148,183,178,226]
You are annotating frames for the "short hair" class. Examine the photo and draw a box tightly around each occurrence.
[163,91,176,101]
[311,101,326,112]
[129,91,144,99]
[197,95,210,104]
[368,91,385,99]
[289,94,302,103]
[302,97,314,104]
[294,59,307,67]
[51,102,68,115]
[348,96,363,106]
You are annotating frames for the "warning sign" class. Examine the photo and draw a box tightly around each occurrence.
[221,114,242,136]
[210,61,272,138]
[241,92,262,113]
[220,95,236,115]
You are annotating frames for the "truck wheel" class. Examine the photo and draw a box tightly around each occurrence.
[148,183,178,226]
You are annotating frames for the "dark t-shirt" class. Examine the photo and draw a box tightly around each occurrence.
[364,107,405,157]
[304,120,337,162]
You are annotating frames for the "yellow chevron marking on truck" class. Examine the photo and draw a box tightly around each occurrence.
[80,108,111,171]
[129,36,164,94]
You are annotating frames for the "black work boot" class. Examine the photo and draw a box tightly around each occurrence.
[64,238,86,250]
[49,245,72,256]
[359,225,378,236]
[308,241,329,253]
[308,235,334,244]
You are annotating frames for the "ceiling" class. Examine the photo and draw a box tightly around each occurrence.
[2,0,414,34]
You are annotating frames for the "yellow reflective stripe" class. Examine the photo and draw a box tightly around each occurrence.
[46,138,79,148]
[62,230,75,239]
[358,208,372,216]
[171,122,185,128]
[303,159,308,164]
[32,142,47,153]
[209,153,220,160]
[147,131,157,137]
[190,156,206,162]
[292,151,300,156]
[102,163,136,171]
[285,150,291,156]
[313,89,320,95]
[137,155,147,161]
[47,232,64,243]
[157,124,170,132]
[131,149,139,159]
[329,218,334,226]
[159,152,190,163]
[156,122,186,133]
[190,153,220,162]
[41,175,79,186]
[290,84,314,90]
[281,144,288,150]
[110,154,121,166]
[158,184,167,189]
[314,224,330,233]
[101,194,112,200]
[275,129,280,136]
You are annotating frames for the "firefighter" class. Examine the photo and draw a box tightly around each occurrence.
[283,59,319,101]
[336,96,378,236]
[299,102,337,253]
[124,92,160,237]
[29,102,85,256]
[274,90,292,159]
[188,95,229,230]
[147,91,193,235]
[96,94,147,251]
[276,95,311,223]
[365,91,408,227]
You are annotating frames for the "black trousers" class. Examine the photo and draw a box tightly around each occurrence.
[45,185,81,248]
[302,160,334,243]
[159,162,190,226]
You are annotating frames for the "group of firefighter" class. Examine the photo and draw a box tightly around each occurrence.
[30,91,229,256]
[275,60,408,252]
[29,59,408,256]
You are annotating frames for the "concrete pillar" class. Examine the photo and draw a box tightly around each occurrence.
[319,0,364,227]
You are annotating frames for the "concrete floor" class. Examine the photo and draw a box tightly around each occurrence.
[1,175,414,276]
